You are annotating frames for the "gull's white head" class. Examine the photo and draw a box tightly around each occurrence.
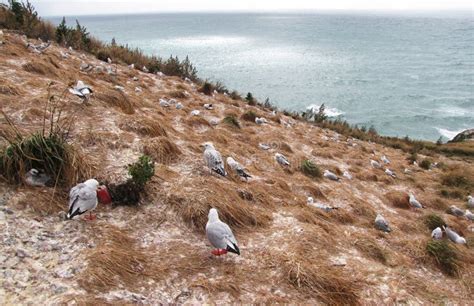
[307,197,314,204]
[202,142,214,151]
[28,168,39,176]
[208,208,219,222]
[84,179,100,189]
[468,195,473,200]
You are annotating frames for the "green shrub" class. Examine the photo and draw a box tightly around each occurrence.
[198,82,213,96]
[241,110,257,122]
[127,155,154,188]
[300,160,322,178]
[229,91,241,100]
[222,115,240,129]
[407,152,418,163]
[424,214,446,230]
[245,92,256,106]
[420,159,432,170]
[426,240,459,276]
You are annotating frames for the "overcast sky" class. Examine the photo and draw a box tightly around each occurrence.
[6,0,474,16]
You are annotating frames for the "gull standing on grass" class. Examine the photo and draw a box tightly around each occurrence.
[69,80,92,101]
[206,208,240,256]
[375,214,391,232]
[370,159,382,169]
[202,142,227,177]
[324,170,340,181]
[465,210,474,221]
[385,168,396,178]
[443,226,466,244]
[226,157,251,180]
[381,155,390,164]
[67,179,100,220]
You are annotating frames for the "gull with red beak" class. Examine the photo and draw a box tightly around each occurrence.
[67,179,102,221]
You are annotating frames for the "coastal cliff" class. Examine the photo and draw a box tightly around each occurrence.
[0,30,473,304]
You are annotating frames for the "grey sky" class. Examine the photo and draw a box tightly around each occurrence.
[7,0,474,16]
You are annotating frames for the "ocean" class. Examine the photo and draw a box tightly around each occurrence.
[48,13,474,141]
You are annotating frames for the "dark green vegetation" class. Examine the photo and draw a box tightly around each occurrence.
[426,240,459,276]
[424,214,446,231]
[300,160,322,178]
[222,115,241,129]
[127,155,154,188]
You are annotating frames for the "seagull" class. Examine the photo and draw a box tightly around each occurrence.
[468,195,474,208]
[114,85,125,91]
[202,142,227,177]
[307,197,337,212]
[203,103,213,110]
[69,81,92,101]
[275,153,290,166]
[323,170,340,181]
[142,66,149,73]
[60,51,69,59]
[408,194,423,209]
[255,117,267,125]
[465,210,473,221]
[343,171,352,180]
[107,57,112,64]
[206,208,240,256]
[159,99,170,107]
[128,64,135,69]
[381,155,390,164]
[226,157,251,180]
[370,160,382,169]
[135,87,142,93]
[448,205,465,217]
[67,179,100,220]
[404,168,411,174]
[375,214,391,232]
[79,62,93,72]
[191,110,200,116]
[443,226,466,244]
[27,41,51,53]
[25,169,52,187]
[384,168,396,178]
[259,143,271,150]
[431,227,443,240]
[176,102,183,110]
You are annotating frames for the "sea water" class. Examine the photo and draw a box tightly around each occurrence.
[48,12,474,140]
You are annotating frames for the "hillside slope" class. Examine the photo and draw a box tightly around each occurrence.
[0,31,473,304]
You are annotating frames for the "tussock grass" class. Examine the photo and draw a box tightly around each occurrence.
[0,83,21,96]
[198,81,213,95]
[241,110,257,122]
[222,115,241,129]
[385,191,410,209]
[300,159,322,178]
[420,158,432,170]
[168,90,187,99]
[95,89,135,114]
[424,213,446,230]
[185,116,211,128]
[426,240,459,276]
[119,118,168,137]
[22,61,58,77]
[168,178,272,231]
[143,136,181,164]
[354,238,388,265]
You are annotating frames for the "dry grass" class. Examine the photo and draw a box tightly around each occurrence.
[354,237,388,265]
[22,61,58,77]
[385,191,410,209]
[241,110,257,122]
[142,136,181,164]
[16,188,66,215]
[185,116,211,128]
[168,90,187,99]
[168,178,273,231]
[95,89,135,114]
[119,118,168,137]
[0,83,21,96]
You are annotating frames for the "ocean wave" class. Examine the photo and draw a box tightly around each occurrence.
[435,127,465,139]
[162,35,250,47]
[436,105,472,117]
[306,104,344,117]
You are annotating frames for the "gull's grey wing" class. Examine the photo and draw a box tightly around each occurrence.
[206,221,238,249]
[68,183,97,218]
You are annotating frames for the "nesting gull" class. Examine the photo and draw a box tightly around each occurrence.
[259,143,271,150]
[343,171,352,180]
[206,208,240,256]
[323,170,340,181]
[25,169,52,187]
[468,195,474,208]
[384,168,396,178]
[203,103,213,110]
[255,117,268,125]
[175,102,183,110]
[191,110,200,116]
[370,160,382,169]
[409,194,423,209]
[67,179,100,220]
[375,214,391,232]
[226,157,251,180]
[275,153,290,166]
[27,41,51,53]
[79,62,93,72]
[448,205,465,217]
[443,226,466,244]
[431,227,443,240]
[202,142,227,177]
[69,81,92,101]
[381,155,390,164]
[307,197,337,212]
[159,99,170,107]
[465,210,473,221]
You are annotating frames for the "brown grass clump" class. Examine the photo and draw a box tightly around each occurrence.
[22,61,58,77]
[143,136,181,164]
[78,224,149,292]
[168,178,272,231]
[16,189,66,215]
[119,118,168,137]
[354,238,388,265]
[283,256,361,305]
[0,83,21,96]
[279,142,293,153]
[185,116,211,128]
[95,89,135,114]
[168,90,187,99]
[241,110,257,122]
[385,191,410,209]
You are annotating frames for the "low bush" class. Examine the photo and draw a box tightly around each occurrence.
[241,110,257,122]
[420,159,432,170]
[426,240,459,276]
[300,159,322,178]
[128,155,154,188]
[222,115,241,129]
[424,214,446,230]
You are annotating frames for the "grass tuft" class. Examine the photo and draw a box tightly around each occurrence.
[143,137,181,164]
[385,191,410,209]
[424,214,446,231]
[419,158,432,170]
[300,159,322,178]
[426,240,459,276]
[241,110,257,122]
[222,115,241,129]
